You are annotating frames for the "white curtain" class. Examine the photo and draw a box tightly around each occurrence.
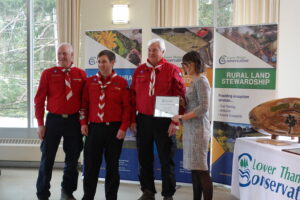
[56,0,81,66]
[233,0,279,25]
[155,0,198,27]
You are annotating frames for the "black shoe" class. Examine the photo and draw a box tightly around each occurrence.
[38,198,49,200]
[137,189,155,200]
[163,196,173,200]
[61,189,76,200]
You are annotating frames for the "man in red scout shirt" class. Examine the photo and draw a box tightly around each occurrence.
[35,43,86,200]
[130,39,186,200]
[80,50,131,200]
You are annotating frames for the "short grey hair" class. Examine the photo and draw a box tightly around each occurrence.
[58,42,74,53]
[147,38,166,52]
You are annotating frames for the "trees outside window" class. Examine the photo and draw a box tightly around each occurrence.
[198,0,233,27]
[0,0,57,128]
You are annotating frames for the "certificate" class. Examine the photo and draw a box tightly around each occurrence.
[154,96,179,118]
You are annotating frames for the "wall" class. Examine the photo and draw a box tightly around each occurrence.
[277,0,300,98]
[80,0,156,67]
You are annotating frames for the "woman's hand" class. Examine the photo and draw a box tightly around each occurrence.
[172,115,180,123]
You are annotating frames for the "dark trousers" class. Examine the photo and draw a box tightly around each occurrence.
[36,113,83,199]
[82,122,124,200]
[191,170,213,200]
[136,114,177,197]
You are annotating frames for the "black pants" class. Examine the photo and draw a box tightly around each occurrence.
[191,170,213,200]
[82,122,124,200]
[36,113,83,199]
[136,114,177,197]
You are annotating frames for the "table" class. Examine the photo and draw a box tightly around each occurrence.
[231,137,300,200]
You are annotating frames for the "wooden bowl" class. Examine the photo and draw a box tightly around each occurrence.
[249,98,300,136]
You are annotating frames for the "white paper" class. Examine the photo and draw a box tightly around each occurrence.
[154,96,179,118]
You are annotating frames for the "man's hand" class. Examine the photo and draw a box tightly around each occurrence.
[168,123,179,137]
[130,123,137,136]
[81,125,88,136]
[37,126,46,140]
[116,129,126,140]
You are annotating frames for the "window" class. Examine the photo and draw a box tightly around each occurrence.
[217,0,233,27]
[0,0,57,129]
[198,0,234,27]
[0,0,28,127]
[199,0,213,26]
[33,0,57,127]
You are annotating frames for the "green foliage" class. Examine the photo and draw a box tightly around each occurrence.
[217,0,233,27]
[0,0,56,118]
[115,38,126,57]
[198,1,213,26]
[198,0,233,27]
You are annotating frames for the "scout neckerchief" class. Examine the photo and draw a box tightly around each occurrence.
[96,71,117,121]
[146,58,166,96]
[61,64,74,101]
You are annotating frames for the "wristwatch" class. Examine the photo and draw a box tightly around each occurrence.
[179,115,183,124]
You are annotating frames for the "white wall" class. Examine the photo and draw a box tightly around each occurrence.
[277,0,300,98]
[80,0,156,66]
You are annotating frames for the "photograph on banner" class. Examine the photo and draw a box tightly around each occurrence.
[152,27,213,183]
[212,24,278,185]
[152,27,214,87]
[84,29,142,86]
[211,121,263,185]
[86,29,142,67]
[84,28,142,181]
[84,28,142,95]
[217,24,277,67]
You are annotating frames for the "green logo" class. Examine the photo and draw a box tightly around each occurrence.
[240,158,249,168]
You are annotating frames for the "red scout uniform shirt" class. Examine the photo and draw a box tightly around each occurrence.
[34,66,87,126]
[130,58,186,122]
[80,71,131,132]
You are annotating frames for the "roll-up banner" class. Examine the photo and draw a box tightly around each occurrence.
[212,24,278,185]
[152,27,214,183]
[84,29,142,181]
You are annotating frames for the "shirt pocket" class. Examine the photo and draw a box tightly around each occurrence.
[135,76,148,91]
[49,76,64,91]
[155,80,170,95]
[107,87,122,104]
[88,84,100,102]
[71,78,84,93]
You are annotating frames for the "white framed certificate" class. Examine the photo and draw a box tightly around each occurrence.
[154,96,180,118]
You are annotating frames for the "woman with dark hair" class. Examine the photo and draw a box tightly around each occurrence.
[172,51,213,200]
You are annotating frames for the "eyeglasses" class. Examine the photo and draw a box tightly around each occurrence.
[181,62,192,67]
